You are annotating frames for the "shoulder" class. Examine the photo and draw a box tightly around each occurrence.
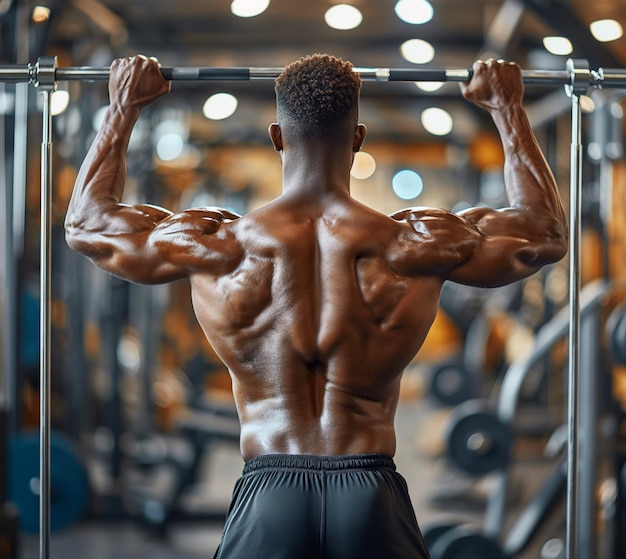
[385,206,483,276]
[180,206,242,223]
[390,206,465,223]
[153,206,242,236]
[390,206,478,241]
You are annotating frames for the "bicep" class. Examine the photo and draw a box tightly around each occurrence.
[391,206,562,288]
[443,206,564,287]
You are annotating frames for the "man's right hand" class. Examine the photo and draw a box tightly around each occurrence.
[460,59,524,112]
[108,55,171,111]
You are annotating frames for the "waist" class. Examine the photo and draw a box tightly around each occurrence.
[243,453,396,474]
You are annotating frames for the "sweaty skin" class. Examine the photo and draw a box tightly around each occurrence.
[65,56,567,460]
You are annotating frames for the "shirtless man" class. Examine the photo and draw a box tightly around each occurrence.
[65,54,567,559]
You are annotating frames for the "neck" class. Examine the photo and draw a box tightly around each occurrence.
[280,141,354,200]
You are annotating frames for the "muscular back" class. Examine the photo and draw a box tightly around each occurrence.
[188,196,445,459]
[65,56,567,461]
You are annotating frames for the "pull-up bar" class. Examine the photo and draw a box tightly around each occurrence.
[1,57,626,88]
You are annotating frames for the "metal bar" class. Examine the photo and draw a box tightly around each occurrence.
[577,296,602,557]
[13,82,28,262]
[595,68,626,89]
[0,62,622,87]
[35,56,57,559]
[0,64,31,81]
[39,88,53,559]
[53,66,573,85]
[7,0,30,435]
[0,84,9,445]
[0,83,17,435]
[566,89,583,559]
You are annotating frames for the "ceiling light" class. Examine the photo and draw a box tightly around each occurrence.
[32,6,50,23]
[351,152,376,179]
[203,93,238,120]
[400,38,435,64]
[580,95,595,113]
[156,133,184,161]
[542,36,573,56]
[416,81,443,92]
[231,0,270,18]
[324,4,363,31]
[421,107,453,136]
[51,90,70,116]
[590,19,623,42]
[394,0,433,25]
[392,169,423,200]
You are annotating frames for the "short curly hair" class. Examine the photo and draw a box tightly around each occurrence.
[275,53,362,140]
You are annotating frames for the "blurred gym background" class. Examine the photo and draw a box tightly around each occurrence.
[1,1,626,558]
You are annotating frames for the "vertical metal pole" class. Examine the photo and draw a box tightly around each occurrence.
[578,287,601,558]
[3,92,19,431]
[39,87,52,559]
[13,82,29,256]
[564,58,588,559]
[13,0,30,259]
[36,55,57,559]
[0,84,8,490]
[11,0,29,438]
[4,0,30,435]
[0,82,12,415]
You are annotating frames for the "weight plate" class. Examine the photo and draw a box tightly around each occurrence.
[446,400,511,476]
[430,525,506,559]
[430,363,472,406]
[422,521,460,552]
[9,432,90,533]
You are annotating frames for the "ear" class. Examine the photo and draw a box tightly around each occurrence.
[269,123,283,152]
[353,124,367,152]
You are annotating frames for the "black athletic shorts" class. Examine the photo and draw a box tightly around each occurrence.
[212,453,431,559]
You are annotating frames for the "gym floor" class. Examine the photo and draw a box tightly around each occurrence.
[18,388,566,559]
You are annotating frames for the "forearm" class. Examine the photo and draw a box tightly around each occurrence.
[492,104,567,229]
[66,103,140,231]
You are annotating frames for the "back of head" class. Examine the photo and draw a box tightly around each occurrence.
[275,53,362,142]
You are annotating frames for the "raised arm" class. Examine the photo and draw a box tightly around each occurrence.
[65,56,242,284]
[392,59,567,288]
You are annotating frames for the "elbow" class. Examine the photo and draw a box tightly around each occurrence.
[64,226,82,254]
[533,219,569,265]
[64,212,98,257]
[554,238,568,263]
[550,219,569,262]
[64,212,83,253]
[64,226,88,257]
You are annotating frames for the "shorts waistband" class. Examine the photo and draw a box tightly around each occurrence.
[242,453,396,474]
